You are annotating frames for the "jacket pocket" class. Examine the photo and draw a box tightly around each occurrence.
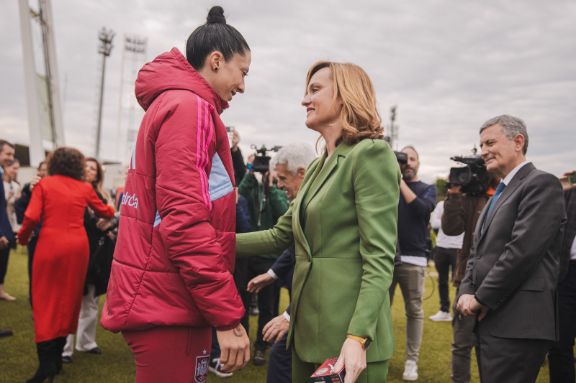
[518,277,546,292]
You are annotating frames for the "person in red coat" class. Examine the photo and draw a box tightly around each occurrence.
[101,6,252,382]
[18,147,114,383]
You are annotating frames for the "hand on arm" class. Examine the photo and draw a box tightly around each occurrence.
[96,218,114,232]
[30,175,41,189]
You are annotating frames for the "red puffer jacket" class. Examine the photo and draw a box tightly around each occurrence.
[101,48,244,332]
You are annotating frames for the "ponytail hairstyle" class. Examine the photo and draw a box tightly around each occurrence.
[186,6,250,70]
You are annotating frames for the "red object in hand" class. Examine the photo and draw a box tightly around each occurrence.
[310,357,346,383]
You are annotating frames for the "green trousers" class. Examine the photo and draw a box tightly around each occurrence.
[292,349,389,383]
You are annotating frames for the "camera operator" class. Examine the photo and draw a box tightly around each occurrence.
[429,191,463,322]
[390,145,436,381]
[236,145,289,366]
[442,158,494,383]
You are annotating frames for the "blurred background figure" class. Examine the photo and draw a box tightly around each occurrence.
[209,128,251,378]
[0,139,16,302]
[230,127,246,185]
[236,153,289,366]
[62,157,118,363]
[429,188,463,322]
[18,147,114,383]
[3,158,22,234]
[548,170,576,383]
[15,161,48,303]
[244,142,316,383]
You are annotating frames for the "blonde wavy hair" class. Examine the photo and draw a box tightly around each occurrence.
[305,61,383,144]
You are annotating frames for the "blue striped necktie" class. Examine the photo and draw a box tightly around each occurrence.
[486,182,506,217]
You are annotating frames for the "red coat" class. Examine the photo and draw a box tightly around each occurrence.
[101,48,244,332]
[18,175,114,342]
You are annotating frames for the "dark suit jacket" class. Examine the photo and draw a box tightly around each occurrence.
[271,244,295,292]
[0,169,15,242]
[459,162,566,341]
[559,188,576,281]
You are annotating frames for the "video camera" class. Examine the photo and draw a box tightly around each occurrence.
[250,144,282,173]
[449,155,489,196]
[394,151,408,165]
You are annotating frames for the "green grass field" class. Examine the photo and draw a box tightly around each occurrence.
[0,247,550,382]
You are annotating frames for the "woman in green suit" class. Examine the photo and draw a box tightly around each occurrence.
[237,61,400,383]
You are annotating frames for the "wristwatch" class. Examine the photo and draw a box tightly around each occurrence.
[347,335,371,350]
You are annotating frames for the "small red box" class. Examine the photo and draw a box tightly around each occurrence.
[310,357,346,383]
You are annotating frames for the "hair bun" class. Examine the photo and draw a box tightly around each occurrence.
[207,6,226,24]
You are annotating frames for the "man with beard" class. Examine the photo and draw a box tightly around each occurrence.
[390,145,436,381]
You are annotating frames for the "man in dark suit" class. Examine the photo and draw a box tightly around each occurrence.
[0,139,16,337]
[0,140,16,297]
[456,115,566,382]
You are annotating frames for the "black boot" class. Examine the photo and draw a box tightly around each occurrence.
[54,337,66,374]
[26,340,58,383]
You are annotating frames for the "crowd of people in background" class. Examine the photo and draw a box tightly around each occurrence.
[0,141,118,382]
[1,5,575,383]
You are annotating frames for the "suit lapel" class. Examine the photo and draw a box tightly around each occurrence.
[291,142,355,259]
[479,163,535,242]
[303,154,338,212]
[291,158,323,260]
[303,142,354,211]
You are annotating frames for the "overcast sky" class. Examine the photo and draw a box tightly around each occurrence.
[1,0,575,182]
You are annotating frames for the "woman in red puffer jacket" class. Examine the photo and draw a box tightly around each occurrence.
[101,6,251,382]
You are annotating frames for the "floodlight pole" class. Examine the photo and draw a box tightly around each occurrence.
[95,27,115,159]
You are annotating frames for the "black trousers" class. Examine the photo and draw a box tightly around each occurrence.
[0,247,10,285]
[234,256,279,351]
[28,237,39,306]
[548,260,576,383]
[433,247,457,312]
[267,334,291,383]
[476,325,551,383]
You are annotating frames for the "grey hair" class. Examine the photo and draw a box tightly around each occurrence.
[479,114,529,154]
[270,143,316,175]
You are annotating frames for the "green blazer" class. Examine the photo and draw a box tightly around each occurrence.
[237,139,400,363]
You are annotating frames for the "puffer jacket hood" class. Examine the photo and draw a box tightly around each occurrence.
[101,48,243,333]
[135,47,228,114]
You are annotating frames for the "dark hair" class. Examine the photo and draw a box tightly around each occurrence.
[0,139,15,153]
[4,158,19,167]
[37,161,46,170]
[186,6,250,70]
[85,156,109,201]
[47,147,85,181]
